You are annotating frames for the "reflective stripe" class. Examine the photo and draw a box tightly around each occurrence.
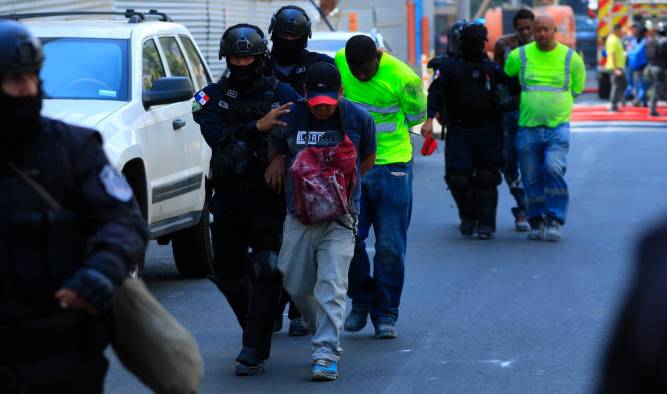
[355,102,400,114]
[519,46,574,93]
[375,122,397,133]
[406,111,426,123]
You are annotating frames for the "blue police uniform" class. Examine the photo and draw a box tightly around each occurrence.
[0,117,148,393]
[192,75,300,366]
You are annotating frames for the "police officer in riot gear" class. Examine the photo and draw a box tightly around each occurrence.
[268,5,334,95]
[647,22,667,116]
[267,5,333,337]
[0,20,147,393]
[424,21,508,239]
[192,23,300,376]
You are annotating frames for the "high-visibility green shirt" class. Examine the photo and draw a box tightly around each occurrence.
[504,42,586,128]
[336,50,427,165]
[605,34,626,70]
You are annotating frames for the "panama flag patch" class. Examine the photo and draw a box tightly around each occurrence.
[195,91,210,105]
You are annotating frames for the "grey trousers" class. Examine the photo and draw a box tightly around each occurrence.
[278,214,355,361]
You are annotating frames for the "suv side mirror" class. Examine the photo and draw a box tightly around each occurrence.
[143,77,193,109]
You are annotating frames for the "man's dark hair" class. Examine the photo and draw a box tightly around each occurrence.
[345,35,377,66]
[614,24,623,31]
[513,9,535,28]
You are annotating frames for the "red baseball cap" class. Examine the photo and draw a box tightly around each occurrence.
[305,62,341,106]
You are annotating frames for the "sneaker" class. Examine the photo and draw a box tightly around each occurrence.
[311,359,337,381]
[288,317,309,336]
[476,224,494,240]
[514,212,530,232]
[650,111,660,117]
[273,314,283,332]
[235,361,265,376]
[373,320,397,339]
[527,217,545,240]
[459,218,476,237]
[344,309,369,332]
[545,218,562,242]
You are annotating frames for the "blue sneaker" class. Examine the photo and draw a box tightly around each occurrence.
[311,359,337,381]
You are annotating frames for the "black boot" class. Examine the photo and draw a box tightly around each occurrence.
[476,187,499,238]
[209,275,250,330]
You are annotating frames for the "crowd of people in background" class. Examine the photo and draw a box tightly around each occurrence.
[605,19,667,115]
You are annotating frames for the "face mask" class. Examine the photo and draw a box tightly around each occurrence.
[227,57,263,84]
[0,88,42,158]
[272,35,305,66]
[461,39,485,62]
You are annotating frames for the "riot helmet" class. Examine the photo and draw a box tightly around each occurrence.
[0,20,44,76]
[219,23,268,59]
[460,21,488,62]
[269,6,312,39]
[0,21,44,156]
[658,21,667,37]
[269,6,311,66]
[446,19,467,58]
[219,24,268,83]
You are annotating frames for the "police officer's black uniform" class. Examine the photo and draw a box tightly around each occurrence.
[647,23,667,116]
[266,5,333,336]
[268,5,334,96]
[427,22,509,239]
[192,24,300,375]
[0,21,147,393]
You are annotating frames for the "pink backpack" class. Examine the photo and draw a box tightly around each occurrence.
[290,131,357,225]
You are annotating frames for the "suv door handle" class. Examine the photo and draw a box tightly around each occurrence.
[172,119,186,130]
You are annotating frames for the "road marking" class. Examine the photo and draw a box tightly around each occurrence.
[482,359,515,368]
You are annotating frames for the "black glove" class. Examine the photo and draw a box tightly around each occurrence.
[63,268,117,312]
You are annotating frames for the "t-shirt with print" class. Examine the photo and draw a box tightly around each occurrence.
[270,98,376,215]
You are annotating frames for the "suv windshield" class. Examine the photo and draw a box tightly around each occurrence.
[40,38,129,101]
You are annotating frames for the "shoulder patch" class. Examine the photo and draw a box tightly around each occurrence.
[99,164,133,202]
[192,100,203,112]
[195,90,210,105]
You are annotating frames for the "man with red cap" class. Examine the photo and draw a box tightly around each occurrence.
[267,62,376,381]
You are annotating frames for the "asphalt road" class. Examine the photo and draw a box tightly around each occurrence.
[105,121,667,394]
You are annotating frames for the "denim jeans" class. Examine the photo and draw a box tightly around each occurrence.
[502,110,526,211]
[625,67,648,104]
[516,123,570,224]
[347,161,413,324]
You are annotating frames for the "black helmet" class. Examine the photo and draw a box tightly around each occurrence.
[460,21,488,41]
[219,24,268,60]
[0,20,44,75]
[447,19,467,57]
[269,6,312,39]
[658,21,667,36]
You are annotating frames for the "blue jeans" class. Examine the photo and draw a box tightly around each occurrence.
[347,161,413,324]
[516,123,570,224]
[625,67,648,104]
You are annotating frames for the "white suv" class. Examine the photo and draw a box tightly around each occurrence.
[19,10,214,278]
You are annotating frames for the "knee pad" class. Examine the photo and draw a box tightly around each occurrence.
[250,251,280,282]
[475,169,502,189]
[445,170,474,191]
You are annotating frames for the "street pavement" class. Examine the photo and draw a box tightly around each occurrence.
[105,120,667,394]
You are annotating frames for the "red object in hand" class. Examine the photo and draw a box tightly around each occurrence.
[420,135,438,156]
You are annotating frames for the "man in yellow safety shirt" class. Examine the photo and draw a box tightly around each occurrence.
[606,24,628,112]
[335,35,426,339]
[504,15,586,242]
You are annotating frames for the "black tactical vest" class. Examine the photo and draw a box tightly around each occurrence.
[212,76,279,187]
[0,132,81,321]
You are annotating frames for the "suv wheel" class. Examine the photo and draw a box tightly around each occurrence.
[172,204,213,278]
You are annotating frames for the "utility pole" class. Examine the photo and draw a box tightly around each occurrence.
[457,0,471,20]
